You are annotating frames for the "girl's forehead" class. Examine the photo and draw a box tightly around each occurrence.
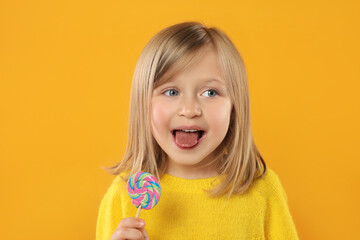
[154,45,220,83]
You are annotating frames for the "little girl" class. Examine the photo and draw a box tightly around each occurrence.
[96,21,299,240]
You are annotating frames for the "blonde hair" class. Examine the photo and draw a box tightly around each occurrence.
[102,21,266,199]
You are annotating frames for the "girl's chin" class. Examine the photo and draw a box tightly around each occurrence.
[166,156,206,166]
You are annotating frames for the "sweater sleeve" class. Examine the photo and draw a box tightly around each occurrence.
[96,176,124,240]
[260,169,300,240]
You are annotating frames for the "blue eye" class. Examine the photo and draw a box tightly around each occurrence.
[202,89,218,97]
[163,89,179,96]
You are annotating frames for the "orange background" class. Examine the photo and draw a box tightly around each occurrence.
[1,0,359,239]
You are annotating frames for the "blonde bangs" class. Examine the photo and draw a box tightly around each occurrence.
[153,47,207,90]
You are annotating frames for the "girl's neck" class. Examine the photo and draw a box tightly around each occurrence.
[165,161,218,180]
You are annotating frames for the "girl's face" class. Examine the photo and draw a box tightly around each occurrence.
[150,46,233,178]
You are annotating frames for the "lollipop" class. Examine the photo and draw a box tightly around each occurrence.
[126,171,161,217]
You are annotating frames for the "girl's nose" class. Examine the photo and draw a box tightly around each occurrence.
[177,97,202,118]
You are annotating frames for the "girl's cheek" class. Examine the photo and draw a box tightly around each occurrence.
[151,100,172,130]
[206,101,232,130]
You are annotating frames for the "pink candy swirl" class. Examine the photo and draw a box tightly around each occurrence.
[126,171,161,210]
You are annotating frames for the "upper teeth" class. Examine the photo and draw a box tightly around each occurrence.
[181,129,199,132]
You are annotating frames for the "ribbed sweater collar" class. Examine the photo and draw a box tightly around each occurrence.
[159,173,222,193]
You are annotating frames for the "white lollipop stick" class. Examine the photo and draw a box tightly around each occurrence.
[136,205,142,218]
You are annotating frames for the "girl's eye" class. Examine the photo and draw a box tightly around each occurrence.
[163,89,179,96]
[202,89,218,97]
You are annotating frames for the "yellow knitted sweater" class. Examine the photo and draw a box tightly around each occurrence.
[96,167,299,240]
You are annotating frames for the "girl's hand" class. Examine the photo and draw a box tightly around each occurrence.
[110,217,149,240]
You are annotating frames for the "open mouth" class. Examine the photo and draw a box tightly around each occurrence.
[171,129,206,149]
[171,130,205,139]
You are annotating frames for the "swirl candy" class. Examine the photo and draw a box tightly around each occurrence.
[126,171,161,217]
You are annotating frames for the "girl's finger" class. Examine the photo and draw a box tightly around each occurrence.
[112,227,143,240]
[139,227,150,240]
[118,217,146,229]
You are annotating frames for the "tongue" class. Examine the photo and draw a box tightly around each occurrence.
[175,131,200,148]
